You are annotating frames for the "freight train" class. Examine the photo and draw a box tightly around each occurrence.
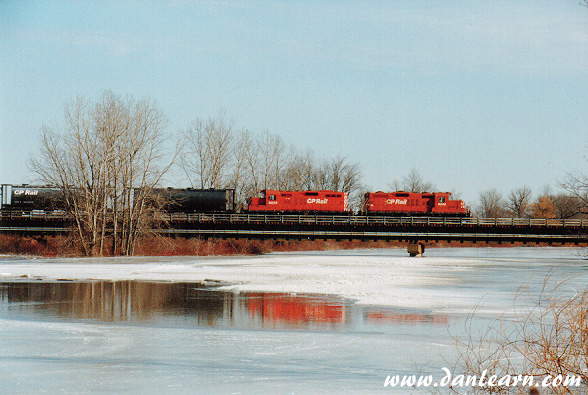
[0,184,470,216]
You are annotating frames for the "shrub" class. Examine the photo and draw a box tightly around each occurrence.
[440,280,588,394]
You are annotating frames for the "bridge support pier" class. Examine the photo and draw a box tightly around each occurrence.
[407,242,425,257]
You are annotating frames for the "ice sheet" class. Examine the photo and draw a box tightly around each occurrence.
[1,247,587,394]
[0,247,585,315]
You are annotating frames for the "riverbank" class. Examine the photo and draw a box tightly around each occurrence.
[0,234,584,257]
[0,234,403,256]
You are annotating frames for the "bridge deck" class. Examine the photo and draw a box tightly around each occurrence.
[1,212,587,244]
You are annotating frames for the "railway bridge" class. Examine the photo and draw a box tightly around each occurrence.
[1,212,587,246]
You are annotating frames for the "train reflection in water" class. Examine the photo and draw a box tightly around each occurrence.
[0,281,449,331]
[246,292,346,330]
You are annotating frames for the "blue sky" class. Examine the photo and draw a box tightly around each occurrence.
[1,0,587,204]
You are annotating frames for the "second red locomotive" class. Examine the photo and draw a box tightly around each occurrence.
[363,191,469,216]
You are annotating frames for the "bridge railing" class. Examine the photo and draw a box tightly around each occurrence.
[2,210,588,228]
[156,214,588,228]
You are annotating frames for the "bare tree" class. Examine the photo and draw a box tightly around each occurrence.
[226,129,255,205]
[230,130,300,205]
[257,131,295,190]
[180,112,235,189]
[560,171,588,217]
[552,193,586,219]
[281,149,317,191]
[228,129,292,204]
[476,189,506,218]
[390,169,436,193]
[506,187,532,218]
[30,91,174,256]
[327,156,361,193]
[238,130,262,199]
[311,156,361,192]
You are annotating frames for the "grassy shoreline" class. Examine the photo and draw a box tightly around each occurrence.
[1,234,585,257]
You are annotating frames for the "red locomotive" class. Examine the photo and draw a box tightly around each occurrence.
[246,190,349,213]
[363,191,469,216]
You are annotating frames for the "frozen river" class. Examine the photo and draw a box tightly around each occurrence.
[0,247,586,394]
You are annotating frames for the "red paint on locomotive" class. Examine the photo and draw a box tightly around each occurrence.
[246,190,349,213]
[364,191,469,216]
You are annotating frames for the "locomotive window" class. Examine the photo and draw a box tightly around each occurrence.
[269,195,276,201]
[439,197,446,203]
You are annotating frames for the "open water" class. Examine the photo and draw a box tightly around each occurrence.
[0,248,587,394]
